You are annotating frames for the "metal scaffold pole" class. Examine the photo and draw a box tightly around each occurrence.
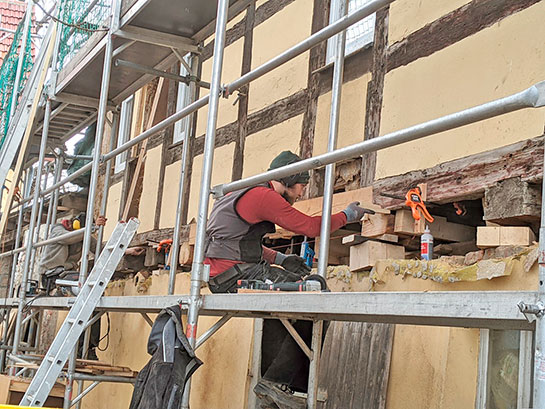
[65,1,117,405]
[78,9,115,286]
[9,0,32,120]
[0,169,30,372]
[533,116,545,406]
[45,154,64,238]
[10,98,51,363]
[29,161,51,273]
[96,111,120,255]
[308,2,347,407]
[182,0,229,407]
[317,0,347,277]
[169,53,199,295]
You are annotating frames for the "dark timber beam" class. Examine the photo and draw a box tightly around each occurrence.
[373,135,544,208]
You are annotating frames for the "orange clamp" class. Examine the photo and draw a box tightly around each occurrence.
[405,188,434,223]
[157,239,173,253]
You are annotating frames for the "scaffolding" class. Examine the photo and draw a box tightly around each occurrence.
[0,0,543,408]
[0,4,33,150]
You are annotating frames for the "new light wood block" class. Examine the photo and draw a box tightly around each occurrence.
[349,241,405,272]
[477,226,536,248]
[361,213,395,237]
[342,234,367,246]
[188,223,197,245]
[179,242,194,265]
[394,209,475,242]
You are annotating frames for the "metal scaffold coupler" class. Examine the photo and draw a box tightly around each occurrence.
[517,301,545,322]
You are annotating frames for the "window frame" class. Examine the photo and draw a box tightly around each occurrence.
[173,55,192,144]
[326,0,376,64]
[114,94,135,174]
[476,329,533,409]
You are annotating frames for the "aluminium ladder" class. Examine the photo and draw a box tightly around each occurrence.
[20,218,140,407]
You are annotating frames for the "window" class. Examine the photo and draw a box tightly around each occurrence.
[114,95,134,174]
[476,329,533,409]
[173,55,192,144]
[326,0,376,63]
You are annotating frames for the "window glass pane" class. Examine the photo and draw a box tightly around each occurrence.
[327,0,376,63]
[114,95,134,174]
[173,56,192,144]
[487,330,520,409]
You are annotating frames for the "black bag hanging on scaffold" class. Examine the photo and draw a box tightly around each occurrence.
[129,305,202,409]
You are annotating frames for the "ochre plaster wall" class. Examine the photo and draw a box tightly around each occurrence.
[242,114,303,178]
[137,144,161,232]
[159,159,181,228]
[248,0,312,114]
[313,74,370,157]
[327,258,537,409]
[388,0,470,44]
[159,142,236,227]
[103,182,122,240]
[377,2,545,179]
[196,38,244,136]
[80,272,254,409]
[187,142,235,223]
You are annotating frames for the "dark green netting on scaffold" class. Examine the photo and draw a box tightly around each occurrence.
[0,16,33,150]
[56,0,112,71]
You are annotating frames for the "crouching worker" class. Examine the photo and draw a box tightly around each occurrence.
[203,150,373,400]
[39,212,106,293]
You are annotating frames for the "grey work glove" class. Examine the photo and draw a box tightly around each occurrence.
[342,201,376,223]
[274,252,311,277]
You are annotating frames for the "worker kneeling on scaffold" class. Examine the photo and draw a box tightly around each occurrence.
[203,150,374,396]
[204,150,373,292]
[39,212,106,296]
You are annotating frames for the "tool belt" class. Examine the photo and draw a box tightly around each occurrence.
[208,263,262,294]
[208,260,308,293]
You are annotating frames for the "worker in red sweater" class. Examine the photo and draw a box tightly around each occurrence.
[204,150,370,293]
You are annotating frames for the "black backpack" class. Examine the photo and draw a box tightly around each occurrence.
[129,305,202,409]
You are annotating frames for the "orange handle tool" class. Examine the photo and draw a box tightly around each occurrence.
[405,188,434,223]
[157,239,173,253]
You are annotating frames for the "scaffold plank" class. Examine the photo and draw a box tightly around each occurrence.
[1,291,535,331]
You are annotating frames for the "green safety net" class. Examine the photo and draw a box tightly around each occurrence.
[0,16,33,150]
[57,0,112,71]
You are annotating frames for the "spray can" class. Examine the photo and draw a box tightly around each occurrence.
[421,226,433,260]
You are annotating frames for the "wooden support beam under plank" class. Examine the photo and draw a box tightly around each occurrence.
[349,241,405,272]
[477,226,536,248]
[394,209,475,242]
